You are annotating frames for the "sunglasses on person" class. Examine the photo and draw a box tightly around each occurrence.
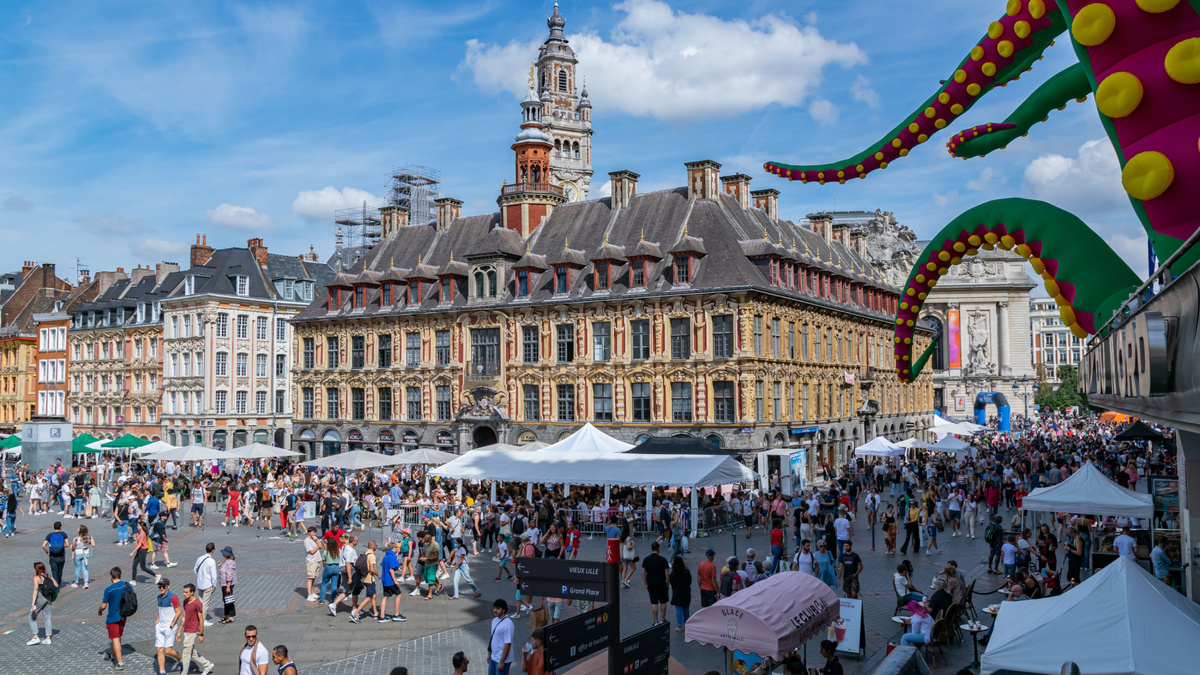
[246,633,258,641]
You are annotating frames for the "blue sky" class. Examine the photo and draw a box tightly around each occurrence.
[0,0,1149,283]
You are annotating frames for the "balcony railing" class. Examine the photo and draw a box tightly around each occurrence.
[466,359,501,379]
[501,182,564,196]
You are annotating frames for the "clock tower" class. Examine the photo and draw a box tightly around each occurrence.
[535,3,593,202]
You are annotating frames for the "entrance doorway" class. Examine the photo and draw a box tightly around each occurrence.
[472,426,497,448]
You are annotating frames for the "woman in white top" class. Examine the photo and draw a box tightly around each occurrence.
[900,601,934,646]
[964,493,979,539]
[71,524,97,588]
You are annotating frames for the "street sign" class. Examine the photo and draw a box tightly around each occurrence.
[519,578,607,601]
[544,606,612,670]
[620,622,670,675]
[515,557,605,582]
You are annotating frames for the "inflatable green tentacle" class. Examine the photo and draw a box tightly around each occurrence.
[948,63,1092,158]
[893,198,1139,383]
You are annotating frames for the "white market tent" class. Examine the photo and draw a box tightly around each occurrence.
[223,443,303,460]
[981,556,1200,675]
[301,450,406,471]
[931,421,986,438]
[539,423,634,454]
[1020,461,1153,518]
[132,441,178,455]
[927,436,972,454]
[895,437,934,450]
[390,446,459,465]
[147,445,225,462]
[853,436,904,457]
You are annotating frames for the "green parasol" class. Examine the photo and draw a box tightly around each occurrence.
[101,433,151,448]
[0,434,21,449]
[72,433,102,454]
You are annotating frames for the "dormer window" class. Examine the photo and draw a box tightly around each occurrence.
[328,288,342,312]
[183,276,195,295]
[631,261,645,287]
[440,278,453,303]
[517,269,530,297]
[555,265,570,294]
[408,281,422,304]
[353,286,365,309]
[235,275,249,296]
[595,262,610,290]
[381,283,393,307]
[673,255,691,284]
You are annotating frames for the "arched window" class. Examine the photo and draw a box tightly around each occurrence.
[573,141,580,159]
[926,317,946,370]
[475,272,485,298]
[558,69,568,92]
[554,139,561,152]
[487,270,497,297]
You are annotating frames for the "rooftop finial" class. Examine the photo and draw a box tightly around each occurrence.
[792,238,797,252]
[390,257,394,270]
[640,227,645,242]
[603,233,609,246]
[762,229,769,241]
[418,255,422,266]
[449,250,455,263]
[528,63,536,90]
[778,232,783,246]
[564,236,569,251]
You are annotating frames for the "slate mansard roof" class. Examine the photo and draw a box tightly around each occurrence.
[295,183,903,324]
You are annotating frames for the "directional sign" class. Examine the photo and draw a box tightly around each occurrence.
[515,557,605,582]
[544,606,612,670]
[620,623,670,675]
[519,578,607,601]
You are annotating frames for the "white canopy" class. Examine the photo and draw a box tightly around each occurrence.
[301,450,407,470]
[931,421,986,438]
[895,438,934,450]
[982,556,1200,675]
[389,446,459,465]
[430,450,757,488]
[1020,461,1153,518]
[147,445,225,462]
[927,436,971,454]
[931,415,955,427]
[853,436,904,457]
[540,423,634,454]
[132,441,178,456]
[223,443,303,460]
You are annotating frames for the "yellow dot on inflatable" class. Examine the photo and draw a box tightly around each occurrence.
[875,152,885,161]
[859,173,866,179]
[1137,0,1180,12]
[938,92,950,105]
[904,338,912,345]
[837,170,845,178]
[917,292,927,300]
[1096,72,1143,118]
[938,251,951,261]
[982,62,997,77]
[984,232,999,244]
[981,242,994,250]
[900,302,909,311]
[838,179,845,184]
[935,119,947,129]
[924,107,936,118]
[1072,3,1116,46]
[1030,258,1046,274]
[967,83,981,96]
[967,235,982,246]
[1165,38,1200,84]
[1015,243,1032,258]
[953,242,966,253]
[1122,151,1175,200]
[894,337,902,344]
[950,103,964,115]
[1029,0,1046,19]
[892,139,902,148]
[1006,0,1022,15]
[926,262,937,271]
[997,40,1014,58]
[1044,279,1059,297]
[1014,21,1031,39]
[899,148,909,157]
[880,161,889,169]
[971,46,984,61]
[966,248,978,256]
[915,274,925,283]
[1070,324,1089,339]
[1059,305,1076,326]
[988,21,1004,39]
[908,122,920,134]
[938,267,949,275]
[817,172,824,179]
[856,164,865,172]
[954,69,967,83]
[927,279,937,288]
[918,134,929,143]
[906,288,916,296]
[896,318,904,325]
[950,256,962,265]
[999,235,1016,250]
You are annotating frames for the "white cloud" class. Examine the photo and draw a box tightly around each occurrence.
[596,180,613,198]
[1105,229,1149,279]
[850,74,879,108]
[290,187,386,223]
[1023,139,1125,216]
[74,212,143,234]
[808,99,839,126]
[205,203,277,230]
[4,195,33,212]
[461,0,865,120]
[131,238,188,259]
[966,166,1004,192]
[932,190,959,207]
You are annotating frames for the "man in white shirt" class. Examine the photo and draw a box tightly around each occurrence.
[833,508,853,560]
[489,599,515,675]
[792,539,815,576]
[303,527,322,602]
[238,625,269,675]
[192,543,219,627]
[1113,527,1138,560]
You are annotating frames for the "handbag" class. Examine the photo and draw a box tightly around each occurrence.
[528,606,549,631]
[223,592,235,605]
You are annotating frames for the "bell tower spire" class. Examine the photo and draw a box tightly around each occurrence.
[535,2,593,202]
[497,78,567,237]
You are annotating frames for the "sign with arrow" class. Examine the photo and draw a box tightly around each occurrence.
[519,578,607,601]
[515,557,605,582]
[619,623,670,675]
[543,606,612,670]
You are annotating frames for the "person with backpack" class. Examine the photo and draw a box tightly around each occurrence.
[719,557,743,598]
[28,561,57,645]
[4,486,24,537]
[99,566,136,670]
[42,521,69,587]
[328,534,361,615]
[984,515,1005,574]
[149,512,178,570]
[348,540,381,623]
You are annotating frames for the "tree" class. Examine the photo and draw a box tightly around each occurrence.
[1035,365,1088,412]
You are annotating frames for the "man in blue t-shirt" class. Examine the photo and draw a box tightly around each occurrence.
[42,521,68,586]
[99,567,130,669]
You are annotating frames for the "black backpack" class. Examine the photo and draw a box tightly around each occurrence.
[353,551,370,578]
[118,582,138,618]
[511,516,526,535]
[984,523,1001,545]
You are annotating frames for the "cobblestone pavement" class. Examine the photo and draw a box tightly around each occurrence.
[0,500,1018,675]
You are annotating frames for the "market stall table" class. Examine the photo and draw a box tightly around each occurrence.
[961,622,987,668]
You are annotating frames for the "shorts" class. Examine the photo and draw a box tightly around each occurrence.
[949,510,961,522]
[344,577,364,596]
[423,565,439,585]
[990,541,1002,556]
[306,561,321,579]
[743,515,754,528]
[927,525,938,538]
[155,623,175,649]
[363,581,377,598]
[500,556,510,568]
[647,585,669,604]
[548,601,566,620]
[383,584,400,597]
[843,575,860,596]
[106,619,126,639]
[191,504,204,515]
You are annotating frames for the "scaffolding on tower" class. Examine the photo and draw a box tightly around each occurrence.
[388,164,441,227]
[333,203,382,270]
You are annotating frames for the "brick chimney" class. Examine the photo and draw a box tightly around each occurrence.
[720,174,752,210]
[94,268,130,296]
[435,198,463,230]
[247,238,268,268]
[684,160,721,201]
[155,262,180,283]
[130,265,155,286]
[379,206,410,238]
[191,235,214,267]
[849,227,867,256]
[608,170,640,210]
[751,189,779,221]
[21,261,33,278]
[807,212,833,244]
